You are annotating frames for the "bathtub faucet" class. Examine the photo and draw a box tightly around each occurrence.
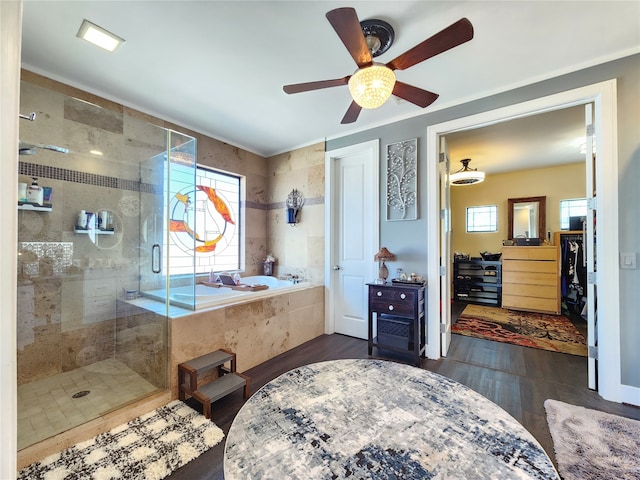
[282,274,302,284]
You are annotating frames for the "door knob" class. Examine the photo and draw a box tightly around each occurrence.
[333,265,342,271]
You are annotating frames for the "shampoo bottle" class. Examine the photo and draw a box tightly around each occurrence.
[26,177,43,205]
[77,210,87,229]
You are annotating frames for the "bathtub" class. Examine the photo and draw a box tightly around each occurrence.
[142,275,310,311]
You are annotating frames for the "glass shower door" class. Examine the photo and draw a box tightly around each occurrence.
[139,130,197,310]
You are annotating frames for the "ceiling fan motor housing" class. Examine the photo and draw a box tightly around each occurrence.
[360,19,395,56]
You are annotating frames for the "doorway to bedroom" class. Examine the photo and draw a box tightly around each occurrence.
[426,80,622,403]
[444,104,589,361]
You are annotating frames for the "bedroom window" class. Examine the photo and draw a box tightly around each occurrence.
[560,198,587,230]
[466,205,497,232]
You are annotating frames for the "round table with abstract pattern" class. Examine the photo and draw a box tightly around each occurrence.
[224,359,559,479]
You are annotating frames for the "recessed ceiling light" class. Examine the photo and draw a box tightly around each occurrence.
[76,19,124,52]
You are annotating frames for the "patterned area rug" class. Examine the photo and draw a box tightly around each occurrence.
[545,399,640,479]
[225,359,559,479]
[18,400,224,480]
[453,304,587,356]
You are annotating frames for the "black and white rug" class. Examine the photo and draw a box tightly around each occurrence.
[545,399,640,480]
[225,359,558,479]
[19,400,224,480]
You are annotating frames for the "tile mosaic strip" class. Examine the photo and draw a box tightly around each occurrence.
[18,162,320,206]
[19,161,158,193]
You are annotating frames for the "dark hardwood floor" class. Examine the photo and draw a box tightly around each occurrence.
[167,303,640,479]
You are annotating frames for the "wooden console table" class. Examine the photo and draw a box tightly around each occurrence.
[367,282,426,365]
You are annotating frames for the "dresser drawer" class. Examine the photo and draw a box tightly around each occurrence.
[502,283,558,299]
[503,271,557,286]
[502,295,559,314]
[502,260,557,274]
[501,246,558,261]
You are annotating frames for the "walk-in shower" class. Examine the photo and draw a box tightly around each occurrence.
[16,80,198,450]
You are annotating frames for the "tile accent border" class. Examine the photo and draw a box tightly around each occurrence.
[19,162,157,193]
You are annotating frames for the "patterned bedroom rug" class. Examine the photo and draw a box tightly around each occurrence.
[452,304,587,356]
[544,399,640,480]
[18,400,224,480]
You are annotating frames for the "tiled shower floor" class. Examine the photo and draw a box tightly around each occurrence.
[17,358,159,450]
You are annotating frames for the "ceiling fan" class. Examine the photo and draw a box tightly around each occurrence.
[283,7,474,124]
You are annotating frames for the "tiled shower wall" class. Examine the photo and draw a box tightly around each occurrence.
[17,71,271,386]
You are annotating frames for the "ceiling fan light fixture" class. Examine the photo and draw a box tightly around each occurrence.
[450,158,485,186]
[348,64,396,109]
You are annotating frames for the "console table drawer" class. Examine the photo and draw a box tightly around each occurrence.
[369,300,414,316]
[369,288,416,303]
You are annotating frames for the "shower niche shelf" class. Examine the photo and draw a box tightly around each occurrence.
[18,202,52,212]
[74,228,115,235]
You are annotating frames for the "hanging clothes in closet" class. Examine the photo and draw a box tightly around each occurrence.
[560,234,587,315]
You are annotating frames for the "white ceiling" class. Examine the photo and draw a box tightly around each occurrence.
[20,1,640,163]
[446,104,586,175]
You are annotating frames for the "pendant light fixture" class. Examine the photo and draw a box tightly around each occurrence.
[450,159,485,186]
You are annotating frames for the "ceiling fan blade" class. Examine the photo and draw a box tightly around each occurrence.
[392,81,439,108]
[341,101,362,124]
[326,7,372,68]
[283,76,350,94]
[386,18,474,71]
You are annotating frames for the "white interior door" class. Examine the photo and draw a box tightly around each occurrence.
[439,136,453,355]
[325,141,379,339]
[584,103,597,390]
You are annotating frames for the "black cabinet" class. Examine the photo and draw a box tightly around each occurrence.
[454,258,502,306]
[367,282,426,365]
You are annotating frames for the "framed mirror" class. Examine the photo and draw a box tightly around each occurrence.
[508,196,546,240]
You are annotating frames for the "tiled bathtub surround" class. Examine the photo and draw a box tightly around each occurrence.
[170,285,325,398]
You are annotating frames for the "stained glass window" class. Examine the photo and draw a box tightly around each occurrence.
[166,163,241,275]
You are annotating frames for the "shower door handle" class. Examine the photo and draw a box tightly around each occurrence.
[152,244,161,273]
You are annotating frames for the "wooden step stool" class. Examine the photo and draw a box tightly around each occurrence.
[178,348,250,419]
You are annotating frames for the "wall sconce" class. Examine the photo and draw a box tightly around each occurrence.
[286,189,304,226]
[374,247,396,283]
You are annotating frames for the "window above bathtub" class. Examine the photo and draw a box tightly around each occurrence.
[164,163,242,275]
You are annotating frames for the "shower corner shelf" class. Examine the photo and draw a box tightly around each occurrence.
[74,228,115,235]
[18,202,52,212]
